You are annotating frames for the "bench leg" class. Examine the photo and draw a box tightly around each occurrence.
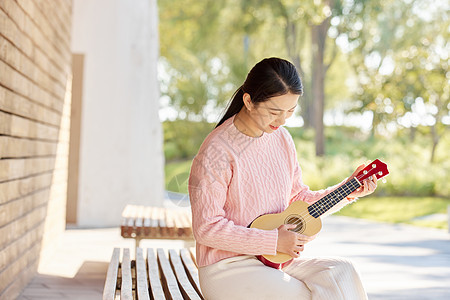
[135,238,142,256]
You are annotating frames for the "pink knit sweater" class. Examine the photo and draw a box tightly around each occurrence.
[188,115,347,267]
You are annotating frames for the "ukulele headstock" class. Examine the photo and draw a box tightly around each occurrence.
[356,159,389,182]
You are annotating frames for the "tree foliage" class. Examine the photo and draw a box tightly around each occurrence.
[158,0,449,162]
[336,0,449,161]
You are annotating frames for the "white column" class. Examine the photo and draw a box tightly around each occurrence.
[71,0,164,227]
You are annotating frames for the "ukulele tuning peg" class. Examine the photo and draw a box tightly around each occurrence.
[382,178,387,184]
[372,164,376,168]
[378,171,383,176]
[363,170,368,175]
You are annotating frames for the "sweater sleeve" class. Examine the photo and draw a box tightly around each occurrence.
[188,143,278,256]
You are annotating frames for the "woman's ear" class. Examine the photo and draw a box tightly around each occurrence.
[243,93,254,111]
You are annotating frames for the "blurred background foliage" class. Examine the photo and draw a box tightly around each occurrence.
[157,0,449,228]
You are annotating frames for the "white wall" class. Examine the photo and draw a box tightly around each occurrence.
[71,0,164,227]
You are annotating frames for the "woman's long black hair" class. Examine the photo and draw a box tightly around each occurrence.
[216,57,303,128]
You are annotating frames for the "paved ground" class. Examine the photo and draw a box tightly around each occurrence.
[18,216,450,299]
[303,216,450,299]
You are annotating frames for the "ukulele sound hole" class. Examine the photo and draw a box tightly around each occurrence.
[285,215,305,233]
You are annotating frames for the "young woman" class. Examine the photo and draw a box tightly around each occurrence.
[188,57,377,299]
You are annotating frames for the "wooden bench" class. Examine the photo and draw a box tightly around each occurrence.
[121,205,194,249]
[103,247,203,300]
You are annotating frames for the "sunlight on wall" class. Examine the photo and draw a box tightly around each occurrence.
[38,76,72,272]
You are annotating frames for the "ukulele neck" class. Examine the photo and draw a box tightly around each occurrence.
[308,178,361,218]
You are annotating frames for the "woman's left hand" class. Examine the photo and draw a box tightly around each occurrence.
[347,164,378,200]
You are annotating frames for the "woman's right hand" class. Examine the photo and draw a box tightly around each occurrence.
[276,224,315,258]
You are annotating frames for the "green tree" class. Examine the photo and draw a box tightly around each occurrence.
[158,0,236,121]
[337,0,449,162]
[238,0,347,156]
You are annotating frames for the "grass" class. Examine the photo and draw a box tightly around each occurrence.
[336,196,450,230]
[165,160,450,230]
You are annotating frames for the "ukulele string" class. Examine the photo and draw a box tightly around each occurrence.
[297,171,371,228]
[289,181,357,232]
[306,165,377,219]
[287,165,379,232]
[290,177,362,229]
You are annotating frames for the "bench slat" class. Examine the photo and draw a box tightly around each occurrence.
[136,248,150,300]
[136,206,145,236]
[143,206,152,236]
[121,248,133,300]
[121,205,131,237]
[147,248,165,300]
[169,249,202,300]
[157,248,184,300]
[172,212,185,237]
[165,210,175,237]
[180,248,202,297]
[150,207,160,236]
[179,213,192,236]
[158,208,167,237]
[189,248,197,268]
[122,205,139,237]
[102,248,120,300]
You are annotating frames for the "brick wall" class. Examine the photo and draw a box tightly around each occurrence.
[0,0,72,298]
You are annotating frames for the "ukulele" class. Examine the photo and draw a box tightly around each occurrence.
[249,159,389,267]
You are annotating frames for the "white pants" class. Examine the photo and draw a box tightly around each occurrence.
[199,255,368,300]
